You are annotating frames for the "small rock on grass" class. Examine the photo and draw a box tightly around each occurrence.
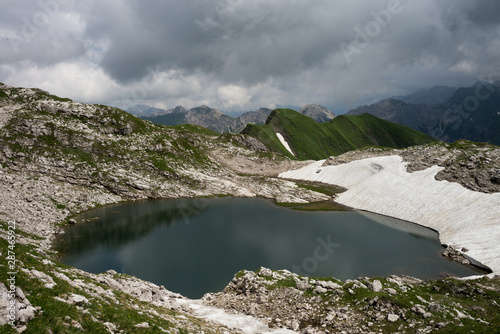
[387,314,399,322]
[134,322,149,328]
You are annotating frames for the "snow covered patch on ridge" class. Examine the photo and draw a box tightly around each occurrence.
[279,156,500,275]
[276,133,295,157]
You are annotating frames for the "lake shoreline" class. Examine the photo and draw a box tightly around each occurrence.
[54,197,486,299]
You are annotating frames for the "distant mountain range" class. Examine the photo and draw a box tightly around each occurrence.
[241,109,436,160]
[130,82,500,144]
[348,82,500,145]
[390,85,457,105]
[132,104,335,133]
[127,104,171,117]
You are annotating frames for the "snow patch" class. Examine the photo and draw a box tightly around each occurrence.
[176,299,295,334]
[279,156,500,274]
[276,133,295,157]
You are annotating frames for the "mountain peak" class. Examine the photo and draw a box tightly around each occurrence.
[299,105,336,123]
[169,105,187,114]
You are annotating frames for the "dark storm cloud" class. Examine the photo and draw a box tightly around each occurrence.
[90,0,350,84]
[0,0,85,65]
[1,0,499,110]
[466,0,500,26]
[88,0,500,86]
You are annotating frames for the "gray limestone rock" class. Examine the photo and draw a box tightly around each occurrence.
[135,322,150,328]
[370,280,383,292]
[387,314,399,322]
[68,294,89,305]
[296,280,312,291]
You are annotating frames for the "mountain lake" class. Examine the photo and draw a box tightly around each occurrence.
[54,197,486,299]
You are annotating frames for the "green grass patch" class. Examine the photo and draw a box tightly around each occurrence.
[268,277,297,290]
[293,180,347,197]
[290,201,350,211]
[274,200,349,211]
[49,198,67,210]
[171,124,219,137]
[37,91,72,102]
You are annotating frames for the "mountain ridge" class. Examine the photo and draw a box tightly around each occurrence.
[136,104,335,133]
[348,82,500,144]
[391,85,457,105]
[242,109,437,160]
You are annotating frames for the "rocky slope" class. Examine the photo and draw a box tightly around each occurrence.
[205,267,500,333]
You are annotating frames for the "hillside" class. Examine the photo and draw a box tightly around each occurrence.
[347,82,500,144]
[241,109,436,160]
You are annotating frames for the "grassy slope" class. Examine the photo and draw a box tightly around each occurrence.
[0,84,222,199]
[242,109,437,160]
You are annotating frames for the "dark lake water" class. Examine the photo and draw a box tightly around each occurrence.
[54,197,484,299]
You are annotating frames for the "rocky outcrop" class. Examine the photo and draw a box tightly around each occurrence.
[205,268,500,333]
[223,134,269,152]
[442,246,471,266]
[0,283,37,327]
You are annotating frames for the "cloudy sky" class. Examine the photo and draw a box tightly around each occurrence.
[1,0,499,114]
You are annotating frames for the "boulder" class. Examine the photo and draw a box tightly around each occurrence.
[259,268,273,277]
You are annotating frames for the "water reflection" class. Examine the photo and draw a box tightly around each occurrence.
[54,197,486,299]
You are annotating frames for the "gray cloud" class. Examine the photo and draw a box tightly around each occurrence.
[0,0,499,112]
[466,0,500,26]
